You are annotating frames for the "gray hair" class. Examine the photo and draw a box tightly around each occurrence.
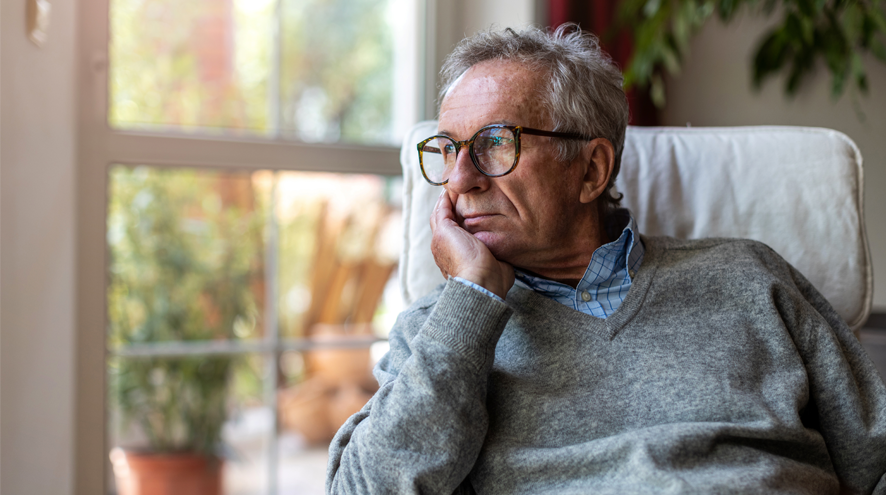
[439,24,629,209]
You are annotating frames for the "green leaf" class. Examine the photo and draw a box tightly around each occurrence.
[797,0,816,18]
[860,12,878,47]
[868,5,886,32]
[851,51,869,94]
[786,59,806,95]
[616,0,651,24]
[842,3,864,45]
[644,0,664,18]
[873,38,886,61]
[830,64,848,96]
[821,24,850,75]
[800,15,816,45]
[718,0,737,20]
[661,36,683,74]
[674,3,691,49]
[753,28,790,87]
[650,73,666,107]
[783,45,815,95]
[698,0,715,19]
[784,12,813,45]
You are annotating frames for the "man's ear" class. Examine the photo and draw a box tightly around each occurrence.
[578,138,615,204]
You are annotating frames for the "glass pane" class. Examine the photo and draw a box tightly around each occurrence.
[108,354,273,494]
[273,172,401,492]
[278,0,416,144]
[109,0,275,135]
[107,165,274,493]
[276,345,387,492]
[106,166,403,494]
[109,0,419,144]
[275,172,403,341]
[107,166,268,347]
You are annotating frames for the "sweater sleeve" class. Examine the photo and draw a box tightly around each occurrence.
[326,279,513,494]
[777,264,886,494]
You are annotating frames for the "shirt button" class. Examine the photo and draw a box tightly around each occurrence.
[629,269,637,278]
[581,291,591,302]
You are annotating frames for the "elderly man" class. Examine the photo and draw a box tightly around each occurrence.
[327,25,886,494]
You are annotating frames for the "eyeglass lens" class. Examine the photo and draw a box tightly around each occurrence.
[420,127,517,184]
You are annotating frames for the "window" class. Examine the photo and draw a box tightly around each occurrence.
[83,1,424,493]
[109,0,420,145]
[106,167,402,493]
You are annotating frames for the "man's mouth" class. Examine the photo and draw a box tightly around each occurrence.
[461,213,498,230]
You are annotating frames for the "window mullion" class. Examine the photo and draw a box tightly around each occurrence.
[268,0,283,139]
[264,173,281,495]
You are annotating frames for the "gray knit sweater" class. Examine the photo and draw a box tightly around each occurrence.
[327,236,886,494]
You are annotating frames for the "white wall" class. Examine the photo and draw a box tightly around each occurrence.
[663,14,886,312]
[0,0,77,494]
[425,0,539,117]
[460,0,538,38]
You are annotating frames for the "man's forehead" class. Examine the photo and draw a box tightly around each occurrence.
[439,60,549,134]
[460,62,533,88]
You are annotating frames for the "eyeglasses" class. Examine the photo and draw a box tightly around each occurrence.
[416,124,594,186]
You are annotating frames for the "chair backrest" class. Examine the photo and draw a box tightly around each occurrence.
[399,121,873,331]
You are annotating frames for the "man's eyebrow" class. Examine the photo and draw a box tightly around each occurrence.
[437,120,520,137]
[487,119,519,127]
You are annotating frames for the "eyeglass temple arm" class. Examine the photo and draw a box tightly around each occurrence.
[519,127,594,141]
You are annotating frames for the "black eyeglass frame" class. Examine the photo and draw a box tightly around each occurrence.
[416,124,595,186]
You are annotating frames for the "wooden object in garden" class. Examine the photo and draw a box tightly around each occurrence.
[278,200,397,444]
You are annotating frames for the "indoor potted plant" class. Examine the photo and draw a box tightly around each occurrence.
[107,167,264,495]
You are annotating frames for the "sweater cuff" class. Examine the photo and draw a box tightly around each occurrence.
[423,278,513,371]
[452,276,505,302]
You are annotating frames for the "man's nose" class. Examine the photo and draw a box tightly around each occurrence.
[445,146,490,195]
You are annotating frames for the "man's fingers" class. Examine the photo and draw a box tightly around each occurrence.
[432,190,459,234]
[437,191,455,218]
[430,190,446,232]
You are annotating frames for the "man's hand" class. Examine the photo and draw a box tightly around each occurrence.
[430,191,515,299]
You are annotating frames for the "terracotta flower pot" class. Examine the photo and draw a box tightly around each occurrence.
[110,447,223,495]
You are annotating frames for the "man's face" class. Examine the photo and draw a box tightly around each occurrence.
[438,60,590,270]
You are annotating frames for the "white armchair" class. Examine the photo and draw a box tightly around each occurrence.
[399,122,872,331]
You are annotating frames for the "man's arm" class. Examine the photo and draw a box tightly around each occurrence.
[778,263,886,494]
[327,191,516,493]
[326,280,512,493]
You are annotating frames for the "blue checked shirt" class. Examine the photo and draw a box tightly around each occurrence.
[454,209,644,319]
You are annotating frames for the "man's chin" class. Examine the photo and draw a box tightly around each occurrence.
[472,231,512,262]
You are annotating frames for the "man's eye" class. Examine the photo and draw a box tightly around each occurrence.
[443,143,456,154]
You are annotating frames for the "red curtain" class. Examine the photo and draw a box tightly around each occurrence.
[548,0,659,126]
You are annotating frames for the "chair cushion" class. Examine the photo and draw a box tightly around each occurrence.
[400,122,872,330]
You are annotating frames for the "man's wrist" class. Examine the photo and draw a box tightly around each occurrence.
[452,265,513,300]
[452,277,505,302]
